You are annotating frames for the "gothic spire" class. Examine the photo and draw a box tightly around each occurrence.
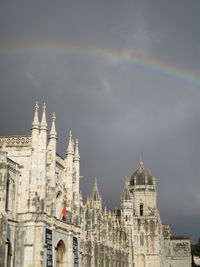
[49,112,57,139]
[91,177,100,202]
[74,138,80,161]
[104,205,107,215]
[67,130,74,155]
[86,195,90,205]
[40,102,48,130]
[32,101,39,129]
[122,177,131,201]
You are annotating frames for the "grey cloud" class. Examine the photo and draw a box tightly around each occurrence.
[0,0,200,242]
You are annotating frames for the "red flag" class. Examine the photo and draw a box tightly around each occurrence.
[61,205,67,219]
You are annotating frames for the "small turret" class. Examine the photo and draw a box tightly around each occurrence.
[121,177,133,224]
[122,177,131,201]
[40,102,48,130]
[74,139,80,161]
[37,102,48,212]
[67,130,74,155]
[31,102,40,149]
[73,138,80,207]
[39,102,48,149]
[47,112,57,215]
[90,177,102,210]
[32,101,39,130]
[49,112,57,139]
[64,131,74,211]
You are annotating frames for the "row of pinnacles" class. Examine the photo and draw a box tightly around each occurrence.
[31,102,81,217]
[0,102,192,267]
[0,102,130,266]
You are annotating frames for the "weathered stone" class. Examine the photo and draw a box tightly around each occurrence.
[0,104,192,267]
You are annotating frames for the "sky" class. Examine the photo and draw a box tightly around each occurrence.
[0,0,200,242]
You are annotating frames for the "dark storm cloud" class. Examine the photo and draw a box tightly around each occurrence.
[0,0,200,242]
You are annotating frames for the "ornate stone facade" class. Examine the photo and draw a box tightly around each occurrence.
[0,103,191,267]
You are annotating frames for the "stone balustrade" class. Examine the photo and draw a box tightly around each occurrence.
[0,135,32,146]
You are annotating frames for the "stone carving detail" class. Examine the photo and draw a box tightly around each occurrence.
[172,241,190,256]
[0,136,31,146]
[0,104,192,267]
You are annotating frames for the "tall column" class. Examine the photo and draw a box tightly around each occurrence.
[64,131,74,214]
[47,112,57,215]
[38,103,48,212]
[0,144,8,214]
[29,102,40,212]
[73,138,80,208]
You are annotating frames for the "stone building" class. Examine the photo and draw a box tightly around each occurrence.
[0,103,191,267]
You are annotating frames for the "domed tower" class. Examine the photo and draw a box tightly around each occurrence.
[129,161,157,218]
[129,161,162,267]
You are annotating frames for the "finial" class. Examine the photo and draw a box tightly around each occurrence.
[104,206,107,214]
[43,102,46,110]
[122,176,131,201]
[74,138,80,161]
[35,101,39,109]
[50,112,57,139]
[32,101,39,129]
[52,112,56,121]
[91,177,100,202]
[67,130,74,155]
[139,160,144,169]
[40,102,48,130]
[94,176,97,186]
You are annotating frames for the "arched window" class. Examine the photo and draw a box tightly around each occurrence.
[5,179,10,211]
[6,239,12,267]
[140,204,144,216]
[56,240,67,267]
[140,233,144,246]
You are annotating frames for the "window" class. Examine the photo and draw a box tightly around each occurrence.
[6,240,12,267]
[140,234,144,246]
[140,204,144,216]
[5,179,10,211]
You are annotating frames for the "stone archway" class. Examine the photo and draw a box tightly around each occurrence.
[56,240,67,267]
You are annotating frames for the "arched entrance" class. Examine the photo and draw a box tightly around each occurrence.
[56,240,67,267]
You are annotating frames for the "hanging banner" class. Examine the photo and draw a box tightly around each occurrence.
[46,229,53,267]
[73,236,79,266]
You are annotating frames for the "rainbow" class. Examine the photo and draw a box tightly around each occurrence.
[0,42,199,86]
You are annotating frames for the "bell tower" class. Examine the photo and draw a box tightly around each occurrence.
[128,161,162,267]
[129,161,157,218]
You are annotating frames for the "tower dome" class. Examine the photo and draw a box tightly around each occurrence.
[129,161,154,186]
